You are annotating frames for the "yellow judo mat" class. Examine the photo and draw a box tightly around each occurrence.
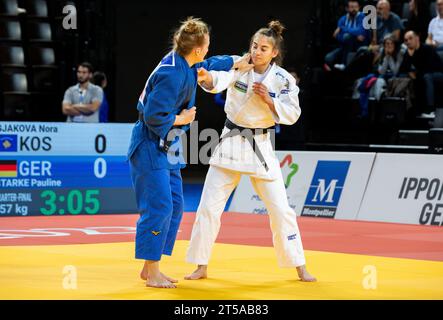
[1,241,442,300]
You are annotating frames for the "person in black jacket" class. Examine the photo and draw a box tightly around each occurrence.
[401,30,443,117]
[406,0,432,41]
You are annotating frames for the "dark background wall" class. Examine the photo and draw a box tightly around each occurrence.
[114,1,313,134]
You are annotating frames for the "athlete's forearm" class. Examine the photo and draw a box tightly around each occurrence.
[199,79,215,91]
[198,72,215,91]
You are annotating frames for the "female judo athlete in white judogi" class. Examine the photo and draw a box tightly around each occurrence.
[185,21,317,282]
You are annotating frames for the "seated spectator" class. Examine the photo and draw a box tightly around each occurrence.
[406,0,432,41]
[352,35,411,117]
[378,34,407,78]
[378,35,415,109]
[426,0,443,51]
[324,0,370,71]
[401,30,443,117]
[345,0,404,78]
[93,71,110,123]
[62,62,104,123]
[369,0,404,53]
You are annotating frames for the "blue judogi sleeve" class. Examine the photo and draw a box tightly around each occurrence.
[143,70,183,140]
[195,55,234,72]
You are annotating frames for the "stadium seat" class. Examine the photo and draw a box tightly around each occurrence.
[31,67,58,92]
[0,70,30,120]
[25,21,52,41]
[30,92,59,121]
[430,2,437,18]
[346,52,356,66]
[27,46,58,92]
[402,2,410,19]
[0,19,22,41]
[1,92,31,119]
[1,71,28,92]
[24,0,49,18]
[376,97,407,125]
[28,46,55,65]
[0,46,25,67]
[0,0,19,16]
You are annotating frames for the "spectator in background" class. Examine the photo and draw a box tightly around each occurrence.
[378,34,407,78]
[407,0,432,40]
[426,0,443,51]
[370,0,404,53]
[62,62,104,123]
[324,0,370,71]
[346,0,403,78]
[93,71,109,123]
[378,34,415,109]
[352,34,412,118]
[401,30,443,117]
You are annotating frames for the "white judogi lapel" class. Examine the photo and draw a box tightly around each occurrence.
[201,58,301,180]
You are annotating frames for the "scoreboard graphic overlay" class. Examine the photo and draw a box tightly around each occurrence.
[0,122,137,217]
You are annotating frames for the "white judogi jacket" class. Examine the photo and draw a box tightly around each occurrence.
[203,59,302,181]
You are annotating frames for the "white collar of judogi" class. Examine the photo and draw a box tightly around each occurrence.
[246,63,276,95]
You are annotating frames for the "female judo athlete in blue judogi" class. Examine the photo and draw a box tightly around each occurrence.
[127,17,252,289]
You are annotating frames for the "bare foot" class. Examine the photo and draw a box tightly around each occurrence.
[297,265,317,282]
[146,273,177,289]
[140,267,148,281]
[140,267,178,283]
[184,265,208,280]
[161,273,178,283]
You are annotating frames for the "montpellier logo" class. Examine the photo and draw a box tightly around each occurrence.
[0,135,18,152]
[280,155,299,189]
[302,161,350,219]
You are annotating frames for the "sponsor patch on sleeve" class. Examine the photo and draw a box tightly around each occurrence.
[234,81,248,93]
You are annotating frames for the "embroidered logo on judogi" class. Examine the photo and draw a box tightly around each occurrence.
[152,231,161,236]
[288,234,297,241]
[234,81,248,93]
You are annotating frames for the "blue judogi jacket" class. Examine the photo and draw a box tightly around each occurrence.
[128,51,234,170]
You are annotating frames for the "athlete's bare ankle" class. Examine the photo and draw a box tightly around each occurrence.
[146,261,162,277]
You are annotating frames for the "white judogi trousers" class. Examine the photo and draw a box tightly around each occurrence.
[186,165,306,268]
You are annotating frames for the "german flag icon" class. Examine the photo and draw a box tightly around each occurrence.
[0,160,18,178]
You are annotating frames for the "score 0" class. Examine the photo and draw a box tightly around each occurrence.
[94,134,107,179]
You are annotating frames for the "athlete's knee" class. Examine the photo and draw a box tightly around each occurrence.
[196,201,222,223]
[268,205,297,225]
[172,196,184,215]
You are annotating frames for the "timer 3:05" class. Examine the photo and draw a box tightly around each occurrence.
[40,190,101,215]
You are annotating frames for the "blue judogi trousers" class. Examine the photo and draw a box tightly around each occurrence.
[129,142,184,261]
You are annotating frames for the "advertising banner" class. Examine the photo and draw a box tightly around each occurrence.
[229,151,375,220]
[357,153,443,226]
